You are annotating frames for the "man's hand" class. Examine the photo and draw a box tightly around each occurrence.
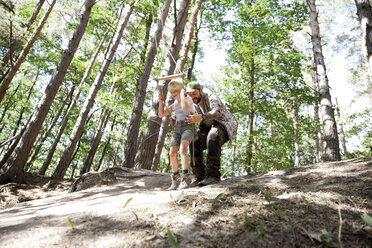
[186,113,202,124]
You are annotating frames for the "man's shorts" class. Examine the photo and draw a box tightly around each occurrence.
[170,121,194,147]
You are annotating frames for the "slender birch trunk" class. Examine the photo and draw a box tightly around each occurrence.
[307,0,341,162]
[122,0,172,168]
[0,0,95,184]
[52,3,134,179]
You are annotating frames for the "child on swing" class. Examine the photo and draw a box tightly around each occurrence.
[158,78,195,190]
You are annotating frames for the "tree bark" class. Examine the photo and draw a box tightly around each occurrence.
[39,33,108,176]
[354,0,372,81]
[0,0,56,104]
[0,0,95,184]
[245,61,255,173]
[335,98,348,160]
[12,71,39,137]
[187,11,202,80]
[307,0,341,162]
[292,105,300,167]
[135,0,191,170]
[52,3,134,179]
[152,0,203,171]
[95,115,117,172]
[311,58,323,162]
[80,77,118,175]
[25,88,73,172]
[122,0,172,168]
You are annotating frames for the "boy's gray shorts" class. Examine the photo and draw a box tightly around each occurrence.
[170,121,194,147]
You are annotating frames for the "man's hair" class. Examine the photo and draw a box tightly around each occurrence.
[186,81,202,92]
[168,78,184,92]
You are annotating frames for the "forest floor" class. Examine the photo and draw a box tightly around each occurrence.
[0,157,371,248]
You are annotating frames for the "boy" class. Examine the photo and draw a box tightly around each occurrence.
[158,78,195,190]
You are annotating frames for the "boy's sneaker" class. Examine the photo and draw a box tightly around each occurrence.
[168,174,180,190]
[178,173,191,189]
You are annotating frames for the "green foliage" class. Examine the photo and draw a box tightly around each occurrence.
[361,213,372,227]
[167,228,178,248]
[214,193,225,203]
[123,197,133,208]
[67,218,74,228]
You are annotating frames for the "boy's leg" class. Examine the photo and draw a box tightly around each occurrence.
[180,140,190,171]
[169,145,180,173]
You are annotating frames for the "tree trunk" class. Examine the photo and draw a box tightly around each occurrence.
[12,71,39,136]
[0,0,46,72]
[95,115,117,172]
[311,58,323,163]
[135,0,191,170]
[39,33,107,176]
[307,0,341,162]
[292,105,300,167]
[25,88,73,172]
[152,0,203,171]
[245,60,255,173]
[335,98,348,160]
[0,0,56,104]
[176,0,203,73]
[52,3,134,179]
[0,0,95,184]
[80,109,111,175]
[187,12,202,80]
[122,0,172,168]
[80,77,118,175]
[354,0,372,81]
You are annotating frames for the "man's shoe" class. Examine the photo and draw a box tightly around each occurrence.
[178,173,191,189]
[189,177,203,187]
[198,176,221,187]
[168,174,181,190]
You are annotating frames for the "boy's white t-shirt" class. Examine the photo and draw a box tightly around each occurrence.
[170,99,195,121]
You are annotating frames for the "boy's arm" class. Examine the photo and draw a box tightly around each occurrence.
[180,88,193,110]
[158,94,172,118]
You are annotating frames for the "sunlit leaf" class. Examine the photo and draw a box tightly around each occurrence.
[123,197,133,208]
[214,193,225,203]
[167,228,178,248]
[361,213,372,227]
[185,204,190,215]
[67,218,74,228]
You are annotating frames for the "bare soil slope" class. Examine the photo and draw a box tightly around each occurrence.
[0,157,371,248]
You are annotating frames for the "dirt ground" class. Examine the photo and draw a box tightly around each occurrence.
[0,157,371,248]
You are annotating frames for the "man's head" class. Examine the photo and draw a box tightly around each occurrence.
[186,81,203,104]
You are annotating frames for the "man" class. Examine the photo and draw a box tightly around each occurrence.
[185,82,237,186]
